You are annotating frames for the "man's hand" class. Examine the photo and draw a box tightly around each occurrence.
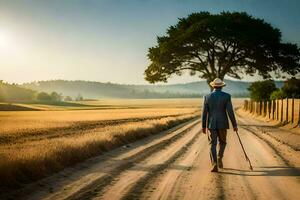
[202,128,207,134]
[233,127,238,132]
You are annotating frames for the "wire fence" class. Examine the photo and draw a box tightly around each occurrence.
[243,98,300,127]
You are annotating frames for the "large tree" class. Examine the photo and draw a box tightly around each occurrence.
[145,12,300,87]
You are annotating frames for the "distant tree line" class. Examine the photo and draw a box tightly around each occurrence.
[248,77,300,101]
[0,80,84,103]
[0,80,36,102]
[23,79,253,99]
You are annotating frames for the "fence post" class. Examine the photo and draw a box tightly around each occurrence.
[245,100,248,111]
[298,99,300,126]
[262,101,264,115]
[259,101,262,115]
[248,100,250,111]
[291,98,294,124]
[286,98,289,123]
[266,101,268,118]
[278,99,280,121]
[272,99,276,119]
[262,101,265,116]
[268,101,271,119]
[280,98,284,122]
[265,101,267,117]
[271,100,273,119]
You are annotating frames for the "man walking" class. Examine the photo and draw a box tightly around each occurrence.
[202,78,238,172]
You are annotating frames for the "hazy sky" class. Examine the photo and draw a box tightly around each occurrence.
[0,0,299,84]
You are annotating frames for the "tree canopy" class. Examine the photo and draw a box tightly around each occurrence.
[270,77,300,99]
[281,77,300,98]
[145,12,300,86]
[248,80,277,101]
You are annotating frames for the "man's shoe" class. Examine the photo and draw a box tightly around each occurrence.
[218,158,223,168]
[211,164,218,172]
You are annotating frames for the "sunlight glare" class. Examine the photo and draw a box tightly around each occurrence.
[0,29,21,56]
[0,30,11,49]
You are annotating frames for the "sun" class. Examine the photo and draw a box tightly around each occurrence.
[0,29,18,54]
[0,30,13,50]
[0,31,10,47]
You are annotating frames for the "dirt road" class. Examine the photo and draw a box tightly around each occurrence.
[6,113,300,200]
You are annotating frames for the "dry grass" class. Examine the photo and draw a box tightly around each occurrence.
[0,99,201,190]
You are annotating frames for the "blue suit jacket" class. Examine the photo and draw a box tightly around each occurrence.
[202,89,237,129]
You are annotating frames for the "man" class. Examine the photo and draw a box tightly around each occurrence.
[202,78,238,172]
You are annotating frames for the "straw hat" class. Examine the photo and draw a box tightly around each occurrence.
[210,78,226,87]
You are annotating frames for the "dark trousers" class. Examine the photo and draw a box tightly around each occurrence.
[209,129,227,165]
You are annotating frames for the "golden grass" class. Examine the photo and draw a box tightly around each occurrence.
[0,99,201,189]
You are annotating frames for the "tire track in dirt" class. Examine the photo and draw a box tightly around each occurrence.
[119,128,201,200]
[62,119,201,200]
[167,136,224,200]
[93,122,201,200]
[140,134,208,200]
[98,125,226,200]
[137,130,224,200]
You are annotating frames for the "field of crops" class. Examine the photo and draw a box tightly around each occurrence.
[0,99,201,189]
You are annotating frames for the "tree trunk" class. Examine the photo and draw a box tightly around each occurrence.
[206,78,213,92]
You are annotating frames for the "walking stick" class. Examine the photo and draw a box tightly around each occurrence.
[235,131,253,171]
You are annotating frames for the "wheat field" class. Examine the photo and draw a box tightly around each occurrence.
[0,99,201,189]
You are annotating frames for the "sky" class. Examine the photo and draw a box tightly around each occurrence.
[0,0,299,85]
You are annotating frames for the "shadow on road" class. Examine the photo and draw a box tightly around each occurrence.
[219,166,300,177]
[128,164,196,172]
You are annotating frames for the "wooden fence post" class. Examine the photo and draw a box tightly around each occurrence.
[266,101,268,118]
[280,98,284,122]
[268,101,271,119]
[262,101,264,115]
[276,99,279,120]
[245,100,248,111]
[274,99,276,120]
[298,99,300,126]
[265,101,267,117]
[271,100,273,119]
[248,100,250,111]
[259,101,262,115]
[286,98,289,123]
[291,98,294,124]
